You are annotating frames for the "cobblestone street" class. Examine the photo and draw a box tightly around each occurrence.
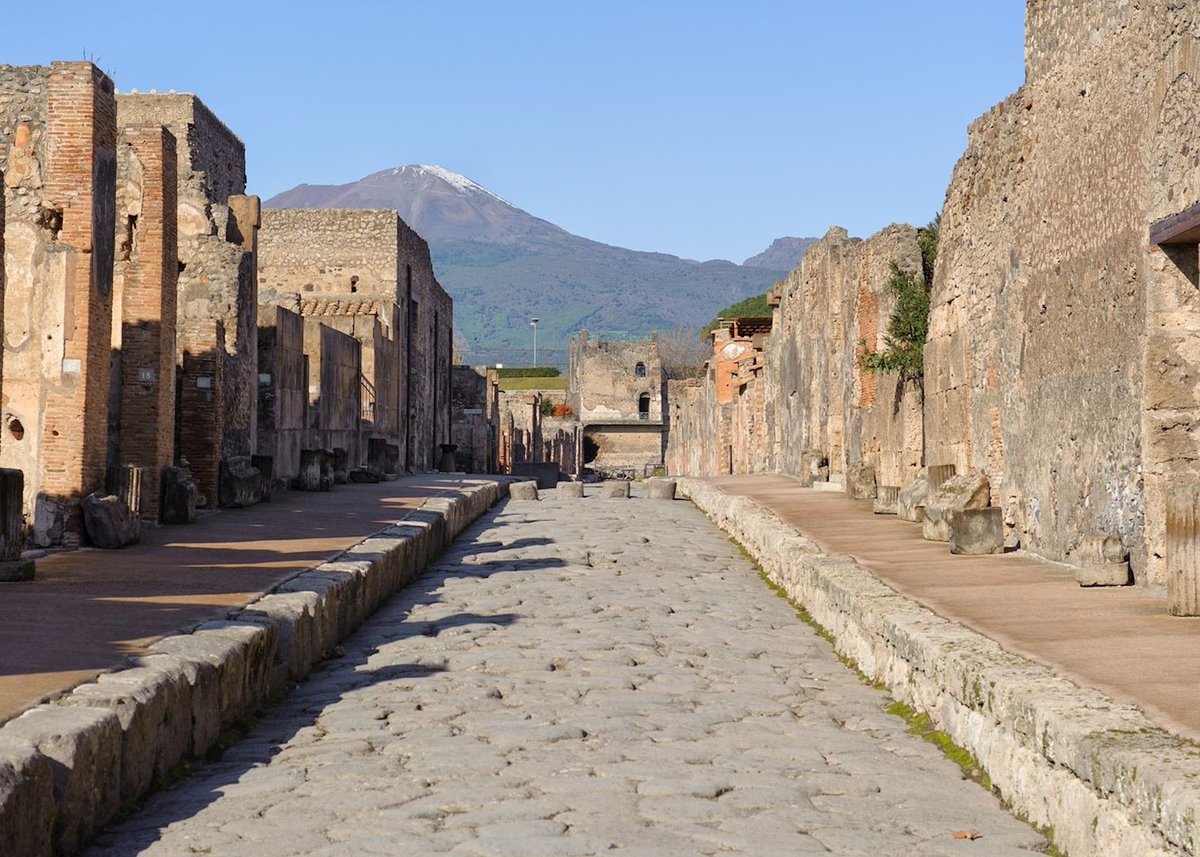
[87,488,1046,856]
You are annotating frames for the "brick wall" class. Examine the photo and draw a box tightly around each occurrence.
[0,62,116,544]
[113,125,178,520]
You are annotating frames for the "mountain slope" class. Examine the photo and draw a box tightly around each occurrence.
[743,236,818,272]
[266,165,779,363]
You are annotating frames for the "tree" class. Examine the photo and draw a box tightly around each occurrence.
[858,217,938,384]
[656,327,711,380]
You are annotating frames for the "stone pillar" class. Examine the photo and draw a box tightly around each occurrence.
[1167,485,1200,616]
[114,125,178,521]
[0,469,33,581]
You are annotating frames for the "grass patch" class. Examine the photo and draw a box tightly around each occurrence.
[497,377,569,391]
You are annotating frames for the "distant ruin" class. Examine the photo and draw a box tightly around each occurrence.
[0,65,453,552]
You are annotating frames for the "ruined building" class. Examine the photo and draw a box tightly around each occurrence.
[667,0,1200,590]
[1,66,457,549]
[0,63,118,544]
[116,93,261,507]
[569,332,665,478]
[258,208,452,473]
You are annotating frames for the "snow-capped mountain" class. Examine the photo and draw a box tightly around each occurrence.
[265,166,779,362]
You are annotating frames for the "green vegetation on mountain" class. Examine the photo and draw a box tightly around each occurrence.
[700,291,774,336]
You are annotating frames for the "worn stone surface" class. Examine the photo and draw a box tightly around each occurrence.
[948,507,1005,556]
[87,488,1044,856]
[679,477,1198,857]
[922,473,990,542]
[896,467,930,523]
[81,493,140,549]
[6,705,121,855]
[556,481,584,499]
[217,455,263,509]
[0,737,55,857]
[873,486,899,515]
[508,481,539,501]
[599,480,630,499]
[160,463,200,524]
[644,477,677,500]
[845,461,876,500]
[1076,563,1133,588]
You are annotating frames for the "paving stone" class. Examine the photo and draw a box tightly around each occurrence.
[85,494,1046,856]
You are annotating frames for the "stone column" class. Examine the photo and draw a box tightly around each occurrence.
[1167,485,1200,616]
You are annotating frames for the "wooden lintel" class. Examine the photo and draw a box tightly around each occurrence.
[1151,200,1200,245]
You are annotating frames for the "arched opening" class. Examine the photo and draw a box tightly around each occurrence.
[635,361,646,378]
[638,393,650,420]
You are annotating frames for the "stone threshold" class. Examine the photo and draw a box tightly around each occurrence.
[0,478,510,856]
[679,477,1199,857]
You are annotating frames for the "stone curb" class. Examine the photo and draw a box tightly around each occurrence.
[0,477,507,856]
[677,477,1196,857]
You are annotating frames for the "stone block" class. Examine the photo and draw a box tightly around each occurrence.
[797,449,827,488]
[218,455,263,508]
[150,633,253,734]
[948,507,1004,555]
[106,464,146,519]
[645,478,677,500]
[81,493,140,548]
[131,653,217,756]
[922,473,991,542]
[161,464,200,525]
[1075,563,1132,587]
[1072,535,1126,566]
[873,486,899,515]
[319,449,335,490]
[600,480,631,499]
[331,448,349,485]
[251,455,274,502]
[0,470,33,579]
[384,444,400,475]
[1167,485,1200,615]
[0,737,55,857]
[928,464,957,491]
[556,481,584,499]
[367,438,387,473]
[297,449,326,491]
[513,461,559,489]
[64,667,190,802]
[509,481,539,501]
[348,466,382,484]
[3,706,121,855]
[845,462,876,499]
[438,444,458,472]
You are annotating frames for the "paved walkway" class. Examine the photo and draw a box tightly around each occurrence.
[0,475,474,724]
[711,474,1200,744]
[87,486,1044,856]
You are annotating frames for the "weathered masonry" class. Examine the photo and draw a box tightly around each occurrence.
[568,331,665,478]
[258,208,453,472]
[667,0,1200,591]
[0,63,118,545]
[1,64,457,552]
[117,93,261,508]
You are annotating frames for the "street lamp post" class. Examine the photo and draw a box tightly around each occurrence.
[530,317,539,368]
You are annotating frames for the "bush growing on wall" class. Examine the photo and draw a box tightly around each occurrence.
[858,216,938,384]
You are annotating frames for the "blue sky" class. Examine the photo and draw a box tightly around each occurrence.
[7,1,1025,263]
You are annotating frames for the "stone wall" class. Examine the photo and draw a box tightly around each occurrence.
[0,63,117,544]
[117,93,259,506]
[303,320,361,462]
[926,0,1200,584]
[449,365,498,474]
[256,305,306,483]
[666,225,924,491]
[259,208,453,472]
[568,331,663,422]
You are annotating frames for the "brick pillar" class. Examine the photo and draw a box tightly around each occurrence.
[1167,485,1200,616]
[115,125,177,520]
[40,62,117,536]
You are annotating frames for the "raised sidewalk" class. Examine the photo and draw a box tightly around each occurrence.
[0,475,507,855]
[681,474,1200,857]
